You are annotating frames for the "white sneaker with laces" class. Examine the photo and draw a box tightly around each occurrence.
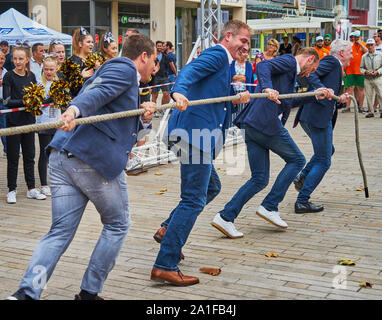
[256,205,288,229]
[6,190,17,204]
[211,213,244,238]
[27,188,47,200]
[40,186,51,196]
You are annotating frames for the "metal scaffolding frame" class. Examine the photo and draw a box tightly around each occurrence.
[200,0,222,50]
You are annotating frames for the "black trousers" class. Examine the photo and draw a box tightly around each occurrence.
[38,133,54,186]
[6,131,36,191]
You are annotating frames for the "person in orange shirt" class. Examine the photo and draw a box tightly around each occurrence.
[323,34,332,51]
[343,31,368,113]
[314,36,330,60]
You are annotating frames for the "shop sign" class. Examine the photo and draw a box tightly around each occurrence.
[120,16,150,25]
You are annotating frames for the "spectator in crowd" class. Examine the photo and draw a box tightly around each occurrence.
[36,56,63,196]
[314,36,330,60]
[292,36,302,56]
[253,38,279,76]
[0,40,15,71]
[230,48,254,124]
[151,41,170,107]
[323,34,332,51]
[99,32,118,60]
[30,43,45,83]
[48,39,66,67]
[70,27,95,97]
[118,28,139,57]
[0,51,7,155]
[279,34,292,55]
[165,41,177,86]
[360,38,382,118]
[2,45,46,204]
[373,33,382,52]
[378,29,382,41]
[343,31,368,113]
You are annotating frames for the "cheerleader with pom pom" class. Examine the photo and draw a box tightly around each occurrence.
[2,44,46,203]
[36,55,63,197]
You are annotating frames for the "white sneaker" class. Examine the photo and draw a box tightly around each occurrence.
[211,213,244,238]
[6,190,17,204]
[256,205,288,229]
[27,188,47,200]
[40,186,51,196]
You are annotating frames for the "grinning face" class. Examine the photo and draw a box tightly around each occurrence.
[43,60,58,81]
[225,27,250,61]
[139,48,157,83]
[104,42,118,59]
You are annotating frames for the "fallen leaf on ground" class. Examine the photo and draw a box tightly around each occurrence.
[200,267,221,276]
[265,253,278,258]
[159,188,168,192]
[338,259,356,266]
[348,215,359,219]
[356,187,364,191]
[155,192,164,195]
[313,221,320,224]
[320,230,327,232]
[359,282,373,288]
[154,172,163,176]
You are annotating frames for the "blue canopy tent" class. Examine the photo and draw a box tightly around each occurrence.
[0,8,72,46]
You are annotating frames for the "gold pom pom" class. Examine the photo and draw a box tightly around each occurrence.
[23,83,46,116]
[60,58,84,93]
[49,79,72,111]
[85,53,106,70]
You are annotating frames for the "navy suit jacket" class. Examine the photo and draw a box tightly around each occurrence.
[163,45,232,155]
[49,57,143,180]
[293,55,343,129]
[234,54,298,136]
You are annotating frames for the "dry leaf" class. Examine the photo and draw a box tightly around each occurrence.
[313,221,320,224]
[359,282,373,288]
[320,230,327,232]
[348,215,359,219]
[200,267,221,276]
[338,259,356,266]
[155,192,164,195]
[154,172,163,176]
[159,188,168,192]
[356,187,364,191]
[265,253,278,258]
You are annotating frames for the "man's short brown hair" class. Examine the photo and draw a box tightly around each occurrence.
[219,20,251,42]
[122,34,155,60]
[297,47,320,61]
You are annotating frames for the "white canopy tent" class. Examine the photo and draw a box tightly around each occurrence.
[0,8,72,46]
[247,16,334,34]
[247,16,335,46]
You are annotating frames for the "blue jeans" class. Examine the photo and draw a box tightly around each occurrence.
[220,124,305,222]
[0,103,7,152]
[154,149,221,271]
[18,151,130,299]
[297,121,334,203]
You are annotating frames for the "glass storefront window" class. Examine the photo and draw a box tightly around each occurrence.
[0,0,28,15]
[62,1,90,33]
[118,2,150,44]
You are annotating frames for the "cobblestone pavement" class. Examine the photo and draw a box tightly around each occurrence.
[0,108,381,300]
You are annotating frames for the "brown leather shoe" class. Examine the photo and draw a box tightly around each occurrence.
[153,226,185,260]
[151,268,199,286]
[153,226,166,243]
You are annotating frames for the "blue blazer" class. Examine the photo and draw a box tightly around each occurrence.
[230,60,255,94]
[234,54,298,136]
[293,55,343,129]
[163,45,232,154]
[49,57,143,180]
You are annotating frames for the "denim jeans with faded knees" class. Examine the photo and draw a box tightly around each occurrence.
[18,151,130,299]
[220,124,305,218]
